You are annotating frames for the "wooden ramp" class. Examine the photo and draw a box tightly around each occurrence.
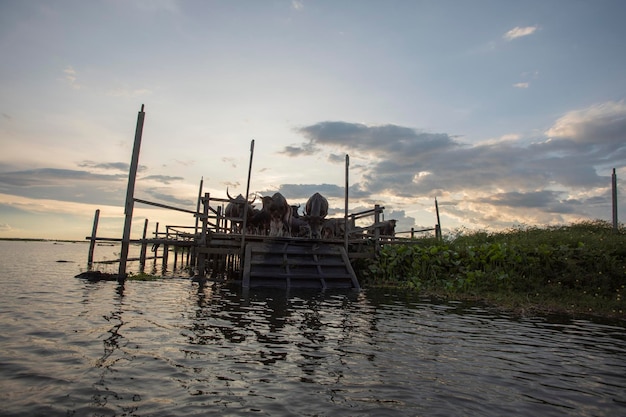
[243,240,360,290]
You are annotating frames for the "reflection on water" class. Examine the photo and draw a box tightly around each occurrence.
[1,241,626,416]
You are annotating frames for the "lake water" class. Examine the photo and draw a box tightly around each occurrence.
[1,240,625,416]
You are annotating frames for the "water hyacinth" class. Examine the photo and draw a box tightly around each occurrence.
[359,220,626,318]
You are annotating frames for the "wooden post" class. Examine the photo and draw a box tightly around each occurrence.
[344,154,349,251]
[239,140,255,259]
[612,168,619,233]
[153,222,160,268]
[118,105,146,283]
[195,192,210,278]
[435,198,442,240]
[162,244,169,272]
[374,204,381,252]
[139,218,148,272]
[87,209,100,268]
[191,177,203,268]
[162,226,170,271]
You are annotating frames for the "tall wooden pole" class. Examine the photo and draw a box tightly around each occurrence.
[194,177,204,233]
[612,168,618,233]
[139,218,148,272]
[239,140,255,257]
[191,177,203,268]
[344,154,349,251]
[435,198,442,240]
[87,209,100,268]
[118,105,146,283]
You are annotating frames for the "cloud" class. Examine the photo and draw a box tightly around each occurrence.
[283,100,624,230]
[257,183,370,201]
[221,157,238,168]
[0,168,127,206]
[279,142,319,157]
[513,71,538,89]
[328,153,347,164]
[62,66,81,89]
[141,175,185,184]
[78,161,146,172]
[475,190,580,213]
[291,1,304,10]
[143,188,193,207]
[545,100,626,146]
[293,121,457,162]
[503,26,539,41]
[0,223,12,232]
[0,168,126,187]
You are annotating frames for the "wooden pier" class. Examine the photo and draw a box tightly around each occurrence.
[84,106,441,289]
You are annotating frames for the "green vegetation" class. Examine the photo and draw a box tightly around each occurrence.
[359,220,626,319]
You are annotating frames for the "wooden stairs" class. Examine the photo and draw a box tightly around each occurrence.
[242,240,360,290]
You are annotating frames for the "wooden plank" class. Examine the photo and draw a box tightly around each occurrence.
[242,241,360,289]
[249,258,346,267]
[249,244,341,256]
[250,271,354,280]
[134,198,198,215]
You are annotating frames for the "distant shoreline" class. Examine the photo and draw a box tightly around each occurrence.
[0,238,86,243]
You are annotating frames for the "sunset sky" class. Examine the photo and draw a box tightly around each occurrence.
[1,0,625,240]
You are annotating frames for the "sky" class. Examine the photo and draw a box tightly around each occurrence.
[1,0,625,240]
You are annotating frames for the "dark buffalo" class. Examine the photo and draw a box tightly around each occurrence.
[247,207,270,235]
[303,192,329,239]
[290,216,311,238]
[321,217,345,239]
[290,204,301,218]
[261,192,292,237]
[380,219,397,236]
[225,188,256,233]
[368,219,397,237]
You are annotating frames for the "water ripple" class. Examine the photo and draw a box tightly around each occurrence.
[1,241,626,416]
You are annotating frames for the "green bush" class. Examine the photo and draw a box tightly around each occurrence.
[360,220,626,317]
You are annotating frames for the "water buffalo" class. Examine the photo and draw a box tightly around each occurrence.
[225,188,256,233]
[321,217,345,239]
[290,216,311,238]
[368,219,397,237]
[261,192,292,237]
[303,192,329,239]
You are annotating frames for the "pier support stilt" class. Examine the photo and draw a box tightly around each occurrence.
[87,209,100,269]
[119,105,146,283]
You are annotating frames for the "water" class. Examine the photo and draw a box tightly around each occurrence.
[1,240,625,416]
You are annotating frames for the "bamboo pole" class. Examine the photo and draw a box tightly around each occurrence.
[374,204,381,252]
[133,198,198,214]
[118,105,146,283]
[139,218,148,272]
[87,209,100,268]
[435,198,442,240]
[195,192,210,278]
[162,243,169,271]
[612,168,618,233]
[191,177,204,268]
[239,140,255,258]
[344,154,349,251]
[152,222,159,269]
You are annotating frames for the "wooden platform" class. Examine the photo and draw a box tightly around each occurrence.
[242,240,360,290]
